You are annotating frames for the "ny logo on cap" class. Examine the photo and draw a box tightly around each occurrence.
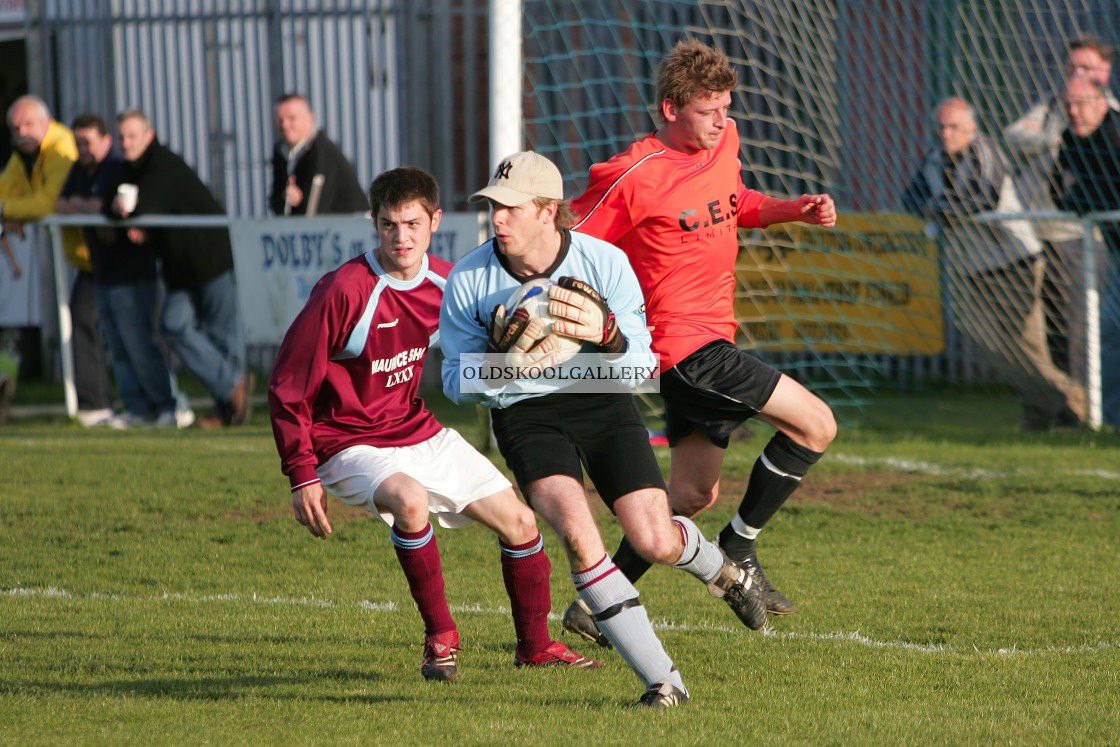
[494,160,513,180]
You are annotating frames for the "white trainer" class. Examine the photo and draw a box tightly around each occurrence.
[76,408,116,427]
[155,408,196,429]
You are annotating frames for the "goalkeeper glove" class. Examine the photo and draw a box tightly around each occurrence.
[548,276,627,354]
[487,304,566,368]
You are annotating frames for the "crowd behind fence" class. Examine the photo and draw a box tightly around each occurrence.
[6,207,1112,431]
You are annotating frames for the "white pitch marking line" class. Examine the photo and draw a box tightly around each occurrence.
[829,453,1120,480]
[5,586,1117,657]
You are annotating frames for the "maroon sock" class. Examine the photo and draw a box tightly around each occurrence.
[500,534,552,657]
[392,524,455,636]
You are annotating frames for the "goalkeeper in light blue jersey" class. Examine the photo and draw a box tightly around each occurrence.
[440,211,656,408]
[439,151,768,709]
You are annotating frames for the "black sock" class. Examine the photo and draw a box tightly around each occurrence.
[720,432,822,557]
[717,527,755,558]
[612,536,653,584]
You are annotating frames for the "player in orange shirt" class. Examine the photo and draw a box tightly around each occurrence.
[564,40,838,642]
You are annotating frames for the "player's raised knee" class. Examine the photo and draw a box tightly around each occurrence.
[382,487,432,530]
[505,504,542,544]
[813,402,838,451]
[671,484,719,517]
[629,528,684,566]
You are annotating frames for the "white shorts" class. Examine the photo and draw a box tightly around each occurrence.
[316,427,512,529]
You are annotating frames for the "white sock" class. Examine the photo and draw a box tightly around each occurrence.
[573,555,680,689]
[671,516,724,584]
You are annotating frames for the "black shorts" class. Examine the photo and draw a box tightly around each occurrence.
[661,340,782,449]
[490,392,666,509]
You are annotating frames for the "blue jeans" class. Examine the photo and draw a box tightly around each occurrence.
[160,271,245,410]
[94,280,178,417]
[1100,250,1120,427]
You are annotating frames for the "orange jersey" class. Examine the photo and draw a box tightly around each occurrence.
[572,120,767,370]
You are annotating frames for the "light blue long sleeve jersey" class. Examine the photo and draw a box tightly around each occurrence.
[440,229,658,409]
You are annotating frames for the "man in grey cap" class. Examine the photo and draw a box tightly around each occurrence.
[439,150,767,708]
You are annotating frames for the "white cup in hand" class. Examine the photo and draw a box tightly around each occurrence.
[116,184,139,214]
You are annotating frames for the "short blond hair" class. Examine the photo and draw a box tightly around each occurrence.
[655,40,738,121]
[535,197,578,229]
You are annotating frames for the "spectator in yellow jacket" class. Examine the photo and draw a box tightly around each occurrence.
[1,96,85,281]
[0,95,78,227]
[0,96,118,426]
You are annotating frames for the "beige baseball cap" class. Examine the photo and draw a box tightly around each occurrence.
[469,151,563,206]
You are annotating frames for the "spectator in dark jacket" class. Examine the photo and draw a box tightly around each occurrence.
[111,108,251,427]
[1052,77,1120,428]
[57,112,190,429]
[269,93,368,216]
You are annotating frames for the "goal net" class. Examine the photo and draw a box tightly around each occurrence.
[519,0,1119,428]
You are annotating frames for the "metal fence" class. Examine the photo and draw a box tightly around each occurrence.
[31,0,491,216]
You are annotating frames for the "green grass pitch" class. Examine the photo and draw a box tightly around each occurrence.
[1,389,1118,744]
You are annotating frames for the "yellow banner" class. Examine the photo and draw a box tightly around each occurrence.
[735,213,944,355]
